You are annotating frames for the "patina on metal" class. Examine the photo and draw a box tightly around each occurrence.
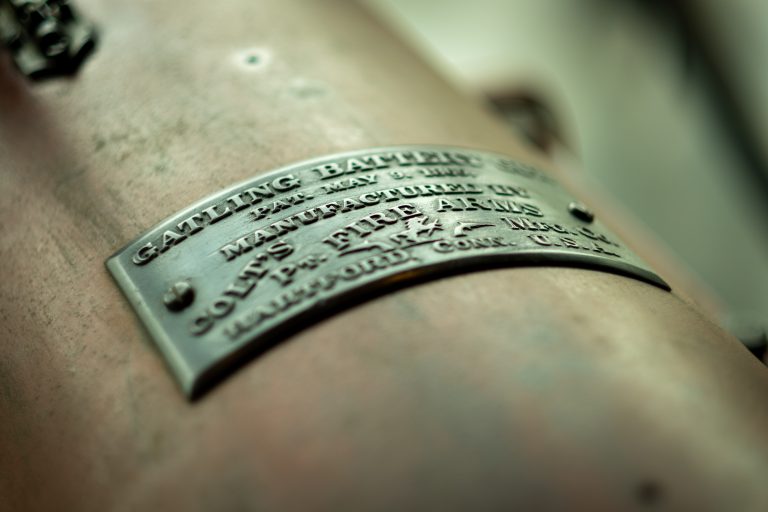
[107,146,668,398]
[0,0,96,79]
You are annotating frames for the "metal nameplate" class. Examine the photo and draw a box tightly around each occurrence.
[107,146,668,398]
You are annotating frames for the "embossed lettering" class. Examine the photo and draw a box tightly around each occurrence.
[159,230,186,252]
[203,203,232,224]
[323,204,424,251]
[131,242,159,265]
[177,214,206,235]
[109,147,666,397]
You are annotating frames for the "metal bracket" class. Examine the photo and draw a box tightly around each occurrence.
[0,0,96,79]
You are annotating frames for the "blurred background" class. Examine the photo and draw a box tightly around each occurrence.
[365,0,768,350]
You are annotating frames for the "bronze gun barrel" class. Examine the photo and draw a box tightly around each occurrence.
[1,0,766,510]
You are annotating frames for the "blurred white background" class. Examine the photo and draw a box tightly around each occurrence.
[365,0,768,333]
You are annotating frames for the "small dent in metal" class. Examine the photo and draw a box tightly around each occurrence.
[233,47,271,71]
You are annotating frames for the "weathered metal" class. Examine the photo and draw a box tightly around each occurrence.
[107,146,667,397]
[1,0,767,510]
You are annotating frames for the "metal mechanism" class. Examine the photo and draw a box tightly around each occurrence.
[107,146,669,398]
[0,0,95,79]
[724,315,768,361]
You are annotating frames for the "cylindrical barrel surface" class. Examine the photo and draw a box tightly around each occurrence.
[1,1,767,510]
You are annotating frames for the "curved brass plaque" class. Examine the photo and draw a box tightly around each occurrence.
[107,146,668,398]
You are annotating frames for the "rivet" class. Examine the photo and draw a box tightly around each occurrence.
[163,281,195,311]
[568,202,594,223]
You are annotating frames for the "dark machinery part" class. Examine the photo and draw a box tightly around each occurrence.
[0,0,96,79]
[724,316,768,362]
[623,0,768,235]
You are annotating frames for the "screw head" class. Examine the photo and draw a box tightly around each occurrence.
[163,281,195,312]
[36,19,69,59]
[568,202,594,223]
